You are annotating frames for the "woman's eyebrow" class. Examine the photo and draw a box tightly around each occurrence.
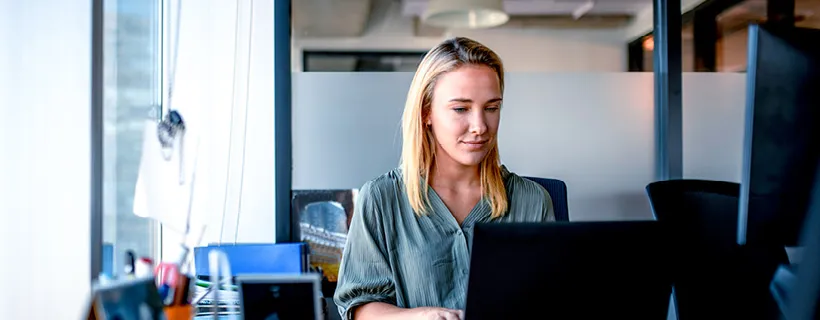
[447,97,503,103]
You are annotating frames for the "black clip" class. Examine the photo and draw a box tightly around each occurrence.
[157,110,186,155]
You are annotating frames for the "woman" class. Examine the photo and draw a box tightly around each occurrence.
[334,37,555,320]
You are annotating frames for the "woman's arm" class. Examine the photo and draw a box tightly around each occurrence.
[333,181,400,319]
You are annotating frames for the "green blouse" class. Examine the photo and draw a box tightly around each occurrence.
[333,166,555,319]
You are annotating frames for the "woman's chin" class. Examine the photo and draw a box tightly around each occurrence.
[454,152,489,167]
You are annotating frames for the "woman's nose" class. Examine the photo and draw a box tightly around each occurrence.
[469,111,488,135]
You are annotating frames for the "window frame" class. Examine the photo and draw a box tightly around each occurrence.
[302,50,427,72]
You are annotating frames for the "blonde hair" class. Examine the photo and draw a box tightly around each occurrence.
[400,37,508,218]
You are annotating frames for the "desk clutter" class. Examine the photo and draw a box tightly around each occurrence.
[87,242,326,320]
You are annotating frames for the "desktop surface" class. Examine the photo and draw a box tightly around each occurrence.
[464,221,673,320]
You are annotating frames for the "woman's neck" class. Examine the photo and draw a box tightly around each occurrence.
[429,153,481,190]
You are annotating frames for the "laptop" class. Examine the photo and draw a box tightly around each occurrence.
[464,221,673,320]
[237,273,323,320]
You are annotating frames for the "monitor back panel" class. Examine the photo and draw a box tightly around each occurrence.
[465,221,672,320]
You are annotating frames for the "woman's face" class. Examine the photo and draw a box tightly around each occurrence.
[427,64,502,168]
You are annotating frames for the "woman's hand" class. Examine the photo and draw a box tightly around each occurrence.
[354,302,464,320]
[410,307,464,320]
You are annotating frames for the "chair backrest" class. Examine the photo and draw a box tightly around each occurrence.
[522,176,569,221]
[646,179,741,247]
[645,179,789,320]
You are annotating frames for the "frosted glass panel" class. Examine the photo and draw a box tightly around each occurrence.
[294,73,656,221]
[682,73,747,183]
[499,73,656,221]
[292,73,408,190]
[293,72,749,221]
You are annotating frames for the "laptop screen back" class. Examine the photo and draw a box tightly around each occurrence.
[238,274,322,320]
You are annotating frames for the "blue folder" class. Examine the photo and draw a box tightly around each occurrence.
[102,242,114,277]
[193,243,310,278]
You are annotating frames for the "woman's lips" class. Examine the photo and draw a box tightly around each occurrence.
[462,140,488,150]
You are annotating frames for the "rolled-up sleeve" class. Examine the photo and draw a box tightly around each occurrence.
[334,181,395,319]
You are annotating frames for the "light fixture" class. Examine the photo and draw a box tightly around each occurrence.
[643,36,654,51]
[572,1,595,20]
[422,0,509,29]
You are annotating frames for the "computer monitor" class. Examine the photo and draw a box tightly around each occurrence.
[737,24,820,246]
[236,273,323,320]
[464,221,673,320]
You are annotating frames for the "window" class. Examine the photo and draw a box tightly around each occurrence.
[102,0,163,277]
[303,51,425,72]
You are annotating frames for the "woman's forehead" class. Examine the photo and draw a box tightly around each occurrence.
[433,66,501,101]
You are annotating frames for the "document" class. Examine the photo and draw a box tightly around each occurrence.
[133,120,200,236]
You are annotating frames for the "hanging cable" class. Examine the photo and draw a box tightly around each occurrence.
[233,0,255,245]
[218,0,245,245]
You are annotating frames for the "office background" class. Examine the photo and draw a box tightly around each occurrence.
[293,72,746,221]
[2,0,817,318]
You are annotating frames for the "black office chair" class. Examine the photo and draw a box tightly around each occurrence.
[646,179,789,320]
[522,176,569,221]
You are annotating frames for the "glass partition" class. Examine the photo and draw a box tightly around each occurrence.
[292,72,748,221]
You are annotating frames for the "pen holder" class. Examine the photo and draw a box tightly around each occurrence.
[164,305,193,320]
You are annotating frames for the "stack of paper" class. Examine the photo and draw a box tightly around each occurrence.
[192,284,240,317]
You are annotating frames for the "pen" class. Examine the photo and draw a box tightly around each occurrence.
[124,250,136,277]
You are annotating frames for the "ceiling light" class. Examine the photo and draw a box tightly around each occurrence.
[643,36,654,51]
[422,0,509,29]
[572,1,595,20]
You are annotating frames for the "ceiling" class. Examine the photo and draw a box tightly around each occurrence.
[292,0,374,38]
[293,0,652,38]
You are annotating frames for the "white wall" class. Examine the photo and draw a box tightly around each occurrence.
[682,73,747,182]
[0,0,92,318]
[292,72,749,222]
[293,1,627,72]
[452,28,627,72]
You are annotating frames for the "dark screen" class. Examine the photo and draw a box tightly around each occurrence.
[241,281,316,320]
[96,278,165,320]
[464,221,673,320]
[738,24,820,246]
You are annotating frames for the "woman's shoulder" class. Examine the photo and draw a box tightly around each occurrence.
[357,168,406,204]
[361,167,404,190]
[501,167,555,221]
[503,167,545,194]
[503,167,553,206]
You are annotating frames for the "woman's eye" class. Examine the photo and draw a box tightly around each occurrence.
[486,106,500,112]
[453,107,468,113]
